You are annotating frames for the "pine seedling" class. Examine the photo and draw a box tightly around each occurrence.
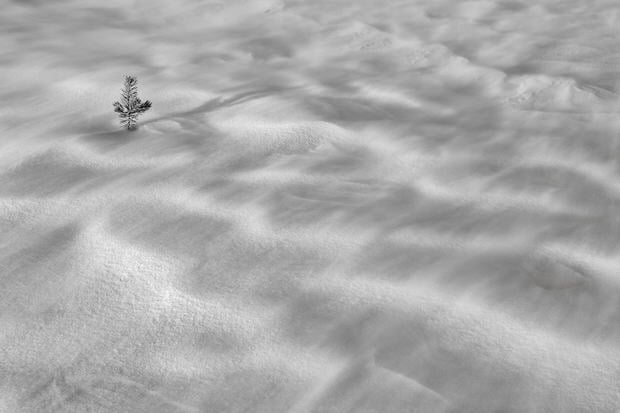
[113,75,152,130]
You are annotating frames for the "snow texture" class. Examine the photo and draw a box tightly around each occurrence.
[1,0,620,412]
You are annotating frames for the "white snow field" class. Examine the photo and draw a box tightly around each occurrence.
[1,0,620,411]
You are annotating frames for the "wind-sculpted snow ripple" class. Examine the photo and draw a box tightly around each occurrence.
[2,0,620,412]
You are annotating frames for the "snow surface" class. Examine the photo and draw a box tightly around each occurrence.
[1,0,620,412]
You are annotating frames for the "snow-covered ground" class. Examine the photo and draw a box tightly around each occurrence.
[1,0,620,411]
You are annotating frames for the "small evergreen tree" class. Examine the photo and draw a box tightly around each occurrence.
[113,75,152,130]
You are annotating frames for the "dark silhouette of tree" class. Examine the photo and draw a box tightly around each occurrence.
[113,75,152,130]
